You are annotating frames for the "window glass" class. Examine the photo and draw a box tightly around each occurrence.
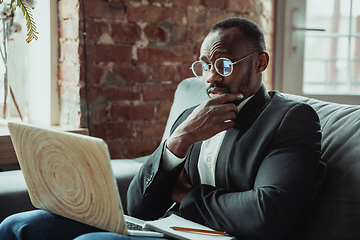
[303,0,360,95]
[0,8,27,122]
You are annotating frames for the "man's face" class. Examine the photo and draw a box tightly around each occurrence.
[199,27,262,100]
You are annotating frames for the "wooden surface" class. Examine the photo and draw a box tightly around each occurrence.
[8,122,127,235]
[0,124,89,165]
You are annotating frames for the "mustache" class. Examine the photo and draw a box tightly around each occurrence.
[206,83,229,94]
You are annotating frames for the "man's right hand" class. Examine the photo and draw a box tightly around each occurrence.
[166,93,243,158]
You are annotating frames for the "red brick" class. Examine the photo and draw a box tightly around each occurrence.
[107,141,125,159]
[59,18,79,39]
[127,5,163,23]
[85,20,109,43]
[111,63,148,84]
[59,0,79,19]
[147,64,179,82]
[92,105,109,123]
[149,0,171,5]
[144,24,168,42]
[86,44,132,63]
[226,0,258,13]
[109,104,155,121]
[137,46,194,63]
[135,122,166,138]
[205,10,237,27]
[102,72,126,86]
[93,122,133,140]
[173,0,201,7]
[111,22,141,44]
[155,100,173,120]
[81,85,104,103]
[59,63,80,84]
[83,63,108,85]
[172,26,207,43]
[126,140,158,158]
[179,62,197,81]
[187,8,208,27]
[83,0,126,20]
[127,5,184,25]
[142,84,176,101]
[103,85,142,101]
[202,0,226,9]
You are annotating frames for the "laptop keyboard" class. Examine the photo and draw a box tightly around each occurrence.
[126,221,145,231]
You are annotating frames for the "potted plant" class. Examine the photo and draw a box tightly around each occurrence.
[0,0,37,43]
[0,0,37,121]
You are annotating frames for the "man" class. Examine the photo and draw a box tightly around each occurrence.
[0,17,321,240]
[127,17,321,239]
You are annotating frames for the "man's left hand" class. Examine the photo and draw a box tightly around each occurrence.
[171,169,192,203]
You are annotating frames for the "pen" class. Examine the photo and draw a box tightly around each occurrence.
[170,226,228,236]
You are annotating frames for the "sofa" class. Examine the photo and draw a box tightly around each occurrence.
[0,77,359,239]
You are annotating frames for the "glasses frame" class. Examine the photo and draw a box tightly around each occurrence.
[190,51,257,77]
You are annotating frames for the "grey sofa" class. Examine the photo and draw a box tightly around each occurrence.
[1,77,360,240]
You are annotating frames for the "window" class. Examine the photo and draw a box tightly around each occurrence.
[275,0,360,104]
[304,0,360,95]
[0,1,59,127]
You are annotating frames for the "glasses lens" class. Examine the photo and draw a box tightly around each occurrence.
[215,58,232,76]
[191,61,209,77]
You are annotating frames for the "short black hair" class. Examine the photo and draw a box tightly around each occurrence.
[210,17,266,52]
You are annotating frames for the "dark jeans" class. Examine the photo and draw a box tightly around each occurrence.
[0,210,165,240]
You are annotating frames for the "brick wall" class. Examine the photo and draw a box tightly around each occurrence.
[58,0,275,159]
[58,0,81,127]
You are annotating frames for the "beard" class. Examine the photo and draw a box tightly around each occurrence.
[205,63,253,106]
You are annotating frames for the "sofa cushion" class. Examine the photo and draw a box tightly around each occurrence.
[282,94,360,239]
[162,77,208,142]
[0,170,35,223]
[110,160,143,214]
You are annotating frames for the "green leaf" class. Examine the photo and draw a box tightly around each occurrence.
[16,0,38,43]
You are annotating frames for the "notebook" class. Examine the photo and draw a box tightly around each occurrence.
[144,214,235,240]
[7,122,164,238]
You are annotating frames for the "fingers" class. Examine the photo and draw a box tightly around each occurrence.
[210,102,239,115]
[210,93,244,105]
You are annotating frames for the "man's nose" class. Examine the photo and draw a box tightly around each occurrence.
[205,67,222,84]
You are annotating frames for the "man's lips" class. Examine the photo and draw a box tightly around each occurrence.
[207,86,243,106]
[207,87,229,97]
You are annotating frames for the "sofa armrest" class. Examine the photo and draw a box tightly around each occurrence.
[0,170,36,223]
[110,159,144,214]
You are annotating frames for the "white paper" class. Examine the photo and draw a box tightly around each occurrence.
[144,214,235,240]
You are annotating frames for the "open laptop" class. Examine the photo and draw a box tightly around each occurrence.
[8,122,164,238]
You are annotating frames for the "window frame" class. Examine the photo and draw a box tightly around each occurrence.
[274,0,360,105]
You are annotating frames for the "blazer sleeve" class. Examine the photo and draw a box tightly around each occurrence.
[127,107,195,220]
[178,103,322,240]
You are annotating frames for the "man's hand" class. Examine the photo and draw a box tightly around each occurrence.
[166,93,243,158]
[171,169,191,203]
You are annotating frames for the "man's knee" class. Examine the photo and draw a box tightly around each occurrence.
[0,210,54,240]
[0,212,29,240]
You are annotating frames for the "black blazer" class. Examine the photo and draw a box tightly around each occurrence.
[127,85,322,240]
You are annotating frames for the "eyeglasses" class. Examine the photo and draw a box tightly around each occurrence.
[190,51,257,78]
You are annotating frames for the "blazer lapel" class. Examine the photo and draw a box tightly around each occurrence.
[215,84,272,188]
[185,141,202,185]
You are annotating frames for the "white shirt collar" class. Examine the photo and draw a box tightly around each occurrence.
[237,95,254,112]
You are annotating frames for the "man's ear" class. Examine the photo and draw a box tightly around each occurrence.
[256,52,269,73]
